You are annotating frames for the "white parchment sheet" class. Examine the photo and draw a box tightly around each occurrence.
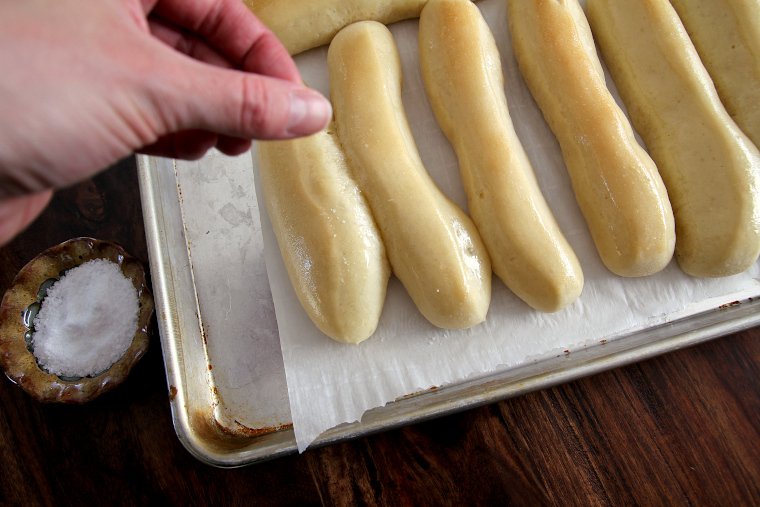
[253,0,760,451]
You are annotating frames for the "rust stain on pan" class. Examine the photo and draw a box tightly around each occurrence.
[204,383,289,439]
[200,321,208,345]
[189,409,254,451]
[189,408,291,451]
[396,385,441,401]
[229,419,293,438]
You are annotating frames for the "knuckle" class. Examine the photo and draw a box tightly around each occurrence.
[239,77,265,132]
[239,76,279,138]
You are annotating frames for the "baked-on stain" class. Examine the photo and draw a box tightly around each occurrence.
[169,385,177,401]
[200,321,208,345]
[231,419,294,438]
[396,385,441,401]
[188,409,293,453]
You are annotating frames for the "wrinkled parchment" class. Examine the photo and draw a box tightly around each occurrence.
[254,0,760,451]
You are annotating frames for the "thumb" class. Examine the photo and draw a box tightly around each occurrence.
[160,57,332,140]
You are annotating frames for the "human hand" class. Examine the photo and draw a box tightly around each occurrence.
[0,0,332,244]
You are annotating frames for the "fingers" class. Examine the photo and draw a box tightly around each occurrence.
[0,190,52,246]
[151,0,300,83]
[138,130,252,159]
[143,0,330,142]
[156,56,332,140]
[148,18,232,68]
[215,136,252,156]
[139,130,218,160]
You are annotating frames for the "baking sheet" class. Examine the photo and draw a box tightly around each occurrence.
[262,0,760,451]
[173,153,290,433]
[138,151,760,466]
[137,0,760,465]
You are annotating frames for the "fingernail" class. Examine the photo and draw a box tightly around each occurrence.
[286,88,332,136]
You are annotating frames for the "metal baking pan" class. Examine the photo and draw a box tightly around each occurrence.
[135,0,760,466]
[137,152,760,468]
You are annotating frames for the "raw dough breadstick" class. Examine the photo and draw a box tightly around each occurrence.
[507,0,676,277]
[328,21,492,329]
[419,0,583,312]
[670,0,760,148]
[245,0,427,55]
[587,0,760,277]
[258,127,390,343]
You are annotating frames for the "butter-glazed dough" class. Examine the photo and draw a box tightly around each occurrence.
[507,0,675,277]
[671,0,760,149]
[258,128,390,343]
[328,21,492,329]
[245,0,430,55]
[587,0,760,277]
[419,0,583,311]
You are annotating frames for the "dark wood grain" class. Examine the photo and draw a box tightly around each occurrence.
[1,158,758,506]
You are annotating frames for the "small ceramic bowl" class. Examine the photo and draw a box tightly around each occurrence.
[0,237,154,403]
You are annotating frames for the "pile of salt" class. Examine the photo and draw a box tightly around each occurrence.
[32,259,139,378]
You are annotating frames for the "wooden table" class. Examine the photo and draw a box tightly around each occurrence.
[1,157,758,506]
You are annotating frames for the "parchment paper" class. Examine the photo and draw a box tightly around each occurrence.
[253,0,760,451]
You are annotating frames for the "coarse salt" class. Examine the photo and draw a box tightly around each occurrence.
[32,259,139,378]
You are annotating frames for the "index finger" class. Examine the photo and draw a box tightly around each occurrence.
[150,0,301,83]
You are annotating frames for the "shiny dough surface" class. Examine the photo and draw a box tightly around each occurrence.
[587,0,760,277]
[328,21,492,329]
[419,0,583,311]
[507,0,675,277]
[258,129,390,343]
[670,0,760,149]
[245,0,429,55]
